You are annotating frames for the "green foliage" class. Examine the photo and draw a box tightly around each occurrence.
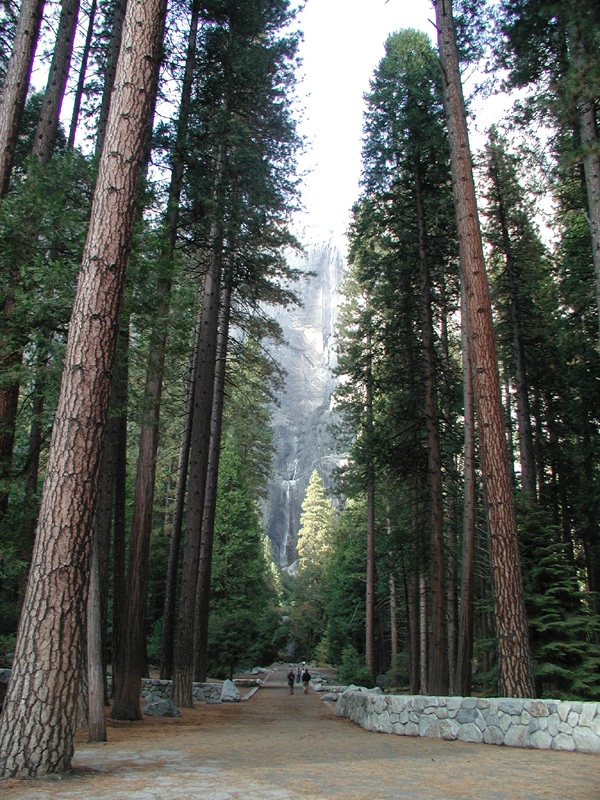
[0,151,94,626]
[519,504,600,699]
[336,644,374,688]
[0,633,16,666]
[0,0,17,84]
[207,606,284,679]
[322,498,368,667]
[146,617,164,666]
[386,652,410,690]
[205,434,284,677]
[289,471,336,660]
[296,470,336,571]
[331,29,463,685]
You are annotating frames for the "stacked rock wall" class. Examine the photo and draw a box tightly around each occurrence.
[336,690,600,754]
[105,675,223,702]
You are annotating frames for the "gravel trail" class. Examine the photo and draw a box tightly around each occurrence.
[3,665,599,800]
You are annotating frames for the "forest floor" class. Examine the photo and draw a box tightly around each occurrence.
[2,664,600,800]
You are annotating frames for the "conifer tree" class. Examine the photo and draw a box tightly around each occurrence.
[0,0,166,777]
[172,0,301,706]
[498,0,600,339]
[291,470,336,660]
[433,0,535,698]
[0,0,44,195]
[297,470,336,572]
[339,29,460,692]
[482,128,549,504]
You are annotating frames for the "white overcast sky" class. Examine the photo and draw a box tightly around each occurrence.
[293,0,436,240]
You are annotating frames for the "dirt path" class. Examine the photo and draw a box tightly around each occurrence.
[3,665,600,800]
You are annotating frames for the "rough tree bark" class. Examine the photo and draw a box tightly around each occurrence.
[0,0,45,195]
[0,0,166,777]
[433,0,535,698]
[32,0,81,160]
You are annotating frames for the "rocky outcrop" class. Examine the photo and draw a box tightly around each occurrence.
[265,236,344,569]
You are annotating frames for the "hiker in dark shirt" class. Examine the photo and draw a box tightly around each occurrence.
[287,668,295,694]
[301,668,311,694]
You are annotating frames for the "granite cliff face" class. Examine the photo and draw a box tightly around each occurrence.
[265,238,344,570]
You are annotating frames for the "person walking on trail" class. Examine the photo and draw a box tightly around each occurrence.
[287,668,295,695]
[301,668,311,694]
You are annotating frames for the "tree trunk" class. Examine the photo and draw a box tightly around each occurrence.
[386,507,398,678]
[92,326,127,702]
[487,141,536,502]
[446,507,458,695]
[545,391,575,563]
[0,349,22,517]
[457,282,476,696]
[408,566,419,694]
[172,217,224,708]
[365,333,376,679]
[433,0,535,698]
[111,318,129,694]
[86,534,106,742]
[18,348,48,595]
[68,0,97,150]
[389,572,398,676]
[163,457,175,536]
[568,21,600,343]
[415,164,447,695]
[579,101,600,343]
[193,281,232,682]
[32,0,81,161]
[95,0,126,158]
[0,0,45,195]
[0,0,166,776]
[160,323,198,679]
[111,0,200,718]
[419,571,428,695]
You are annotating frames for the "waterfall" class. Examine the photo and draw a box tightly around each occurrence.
[264,237,344,568]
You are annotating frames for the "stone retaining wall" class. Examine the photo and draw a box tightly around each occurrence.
[140,678,223,702]
[103,675,223,702]
[336,689,600,754]
[1,671,258,705]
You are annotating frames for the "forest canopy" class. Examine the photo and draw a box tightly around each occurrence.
[0,0,599,780]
